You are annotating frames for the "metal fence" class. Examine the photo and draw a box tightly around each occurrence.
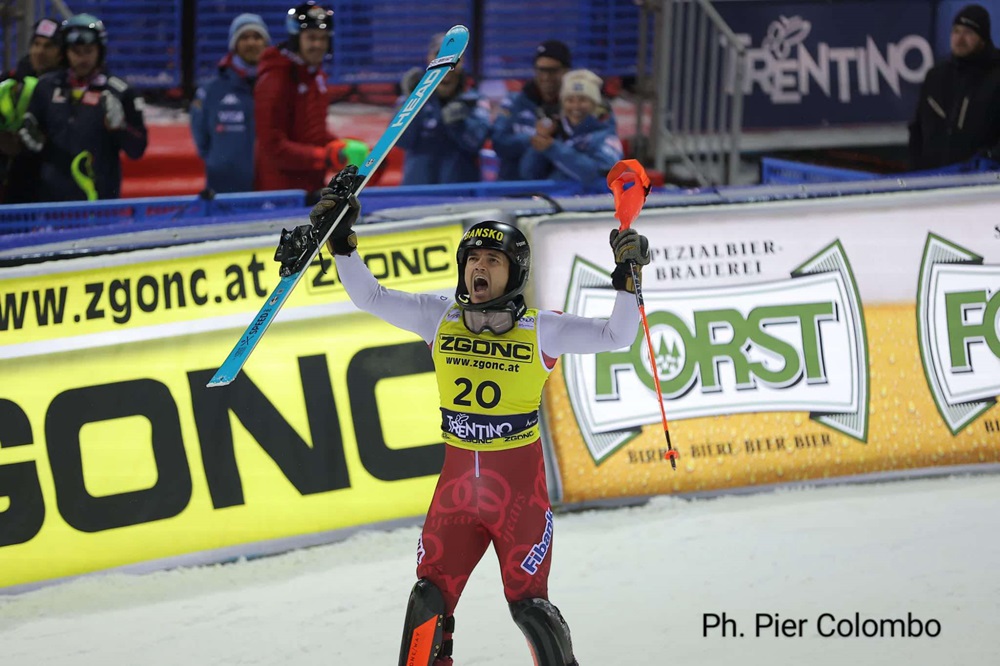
[635,0,746,186]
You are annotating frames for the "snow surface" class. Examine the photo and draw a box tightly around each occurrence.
[1,474,998,665]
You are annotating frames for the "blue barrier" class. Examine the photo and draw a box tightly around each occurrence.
[760,156,1000,185]
[0,181,572,247]
[760,158,878,185]
[0,190,305,235]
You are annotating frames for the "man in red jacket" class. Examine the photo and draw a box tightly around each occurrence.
[253,1,367,194]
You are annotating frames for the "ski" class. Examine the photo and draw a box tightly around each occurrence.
[207,25,469,388]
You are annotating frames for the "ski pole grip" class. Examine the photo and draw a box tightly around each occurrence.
[607,159,651,232]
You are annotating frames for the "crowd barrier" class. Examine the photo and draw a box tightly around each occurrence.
[760,156,1000,185]
[2,170,999,593]
[0,180,572,251]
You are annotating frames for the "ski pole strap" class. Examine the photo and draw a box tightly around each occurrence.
[0,76,37,131]
[71,150,98,201]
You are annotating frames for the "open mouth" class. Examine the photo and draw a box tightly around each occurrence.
[472,275,489,297]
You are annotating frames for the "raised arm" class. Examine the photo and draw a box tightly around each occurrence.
[538,226,650,358]
[336,252,451,344]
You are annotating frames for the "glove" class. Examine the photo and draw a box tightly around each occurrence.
[101,91,125,131]
[309,182,361,256]
[17,112,44,153]
[609,228,650,294]
[324,138,370,170]
[441,100,468,125]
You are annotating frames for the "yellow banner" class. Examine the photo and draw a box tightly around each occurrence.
[0,224,459,348]
[545,303,1000,503]
[0,223,461,590]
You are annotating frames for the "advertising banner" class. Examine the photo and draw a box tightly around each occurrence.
[716,1,935,128]
[525,186,1000,503]
[0,221,462,590]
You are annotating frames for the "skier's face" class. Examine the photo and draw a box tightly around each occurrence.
[235,30,267,66]
[298,28,329,66]
[465,249,510,304]
[67,44,100,79]
[951,24,985,58]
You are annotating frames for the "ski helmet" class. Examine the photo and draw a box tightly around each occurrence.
[61,14,107,64]
[286,1,333,35]
[455,220,530,315]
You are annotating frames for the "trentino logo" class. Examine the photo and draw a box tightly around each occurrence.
[564,241,869,464]
[732,14,932,104]
[916,233,1000,434]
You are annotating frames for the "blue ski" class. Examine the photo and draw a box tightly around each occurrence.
[207,25,469,387]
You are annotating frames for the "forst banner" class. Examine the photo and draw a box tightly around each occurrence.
[0,222,461,590]
[525,187,1000,504]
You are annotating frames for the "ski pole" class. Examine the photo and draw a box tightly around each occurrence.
[607,160,678,470]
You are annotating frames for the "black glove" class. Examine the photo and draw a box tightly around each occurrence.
[441,100,468,125]
[309,187,361,256]
[609,228,650,293]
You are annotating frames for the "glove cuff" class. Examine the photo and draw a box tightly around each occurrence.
[327,231,358,256]
[611,263,640,294]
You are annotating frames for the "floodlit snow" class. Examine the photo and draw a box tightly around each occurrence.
[1,473,998,665]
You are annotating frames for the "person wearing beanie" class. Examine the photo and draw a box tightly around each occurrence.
[190,13,270,193]
[518,68,623,193]
[0,17,64,202]
[396,32,491,184]
[493,39,594,181]
[17,13,147,202]
[908,4,1000,169]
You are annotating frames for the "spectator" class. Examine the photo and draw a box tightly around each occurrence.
[909,4,1000,170]
[491,40,571,181]
[397,33,490,185]
[254,1,367,195]
[190,14,270,194]
[0,18,63,203]
[519,69,623,193]
[19,14,147,202]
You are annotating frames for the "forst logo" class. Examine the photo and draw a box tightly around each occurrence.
[917,234,1000,434]
[595,301,837,399]
[565,241,870,463]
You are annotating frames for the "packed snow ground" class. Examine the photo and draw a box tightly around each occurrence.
[1,473,998,665]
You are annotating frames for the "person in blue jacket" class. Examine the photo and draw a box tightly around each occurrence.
[491,40,572,181]
[397,33,491,185]
[519,69,623,193]
[190,14,271,194]
[18,14,147,202]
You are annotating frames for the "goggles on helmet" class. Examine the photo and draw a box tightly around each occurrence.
[64,28,100,46]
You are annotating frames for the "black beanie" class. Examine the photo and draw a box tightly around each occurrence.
[953,4,992,44]
[534,40,571,68]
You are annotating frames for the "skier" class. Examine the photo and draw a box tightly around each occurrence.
[309,169,651,665]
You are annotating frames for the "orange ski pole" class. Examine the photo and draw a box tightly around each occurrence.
[607,160,678,470]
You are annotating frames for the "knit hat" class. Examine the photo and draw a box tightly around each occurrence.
[953,4,992,44]
[33,18,60,40]
[229,13,271,52]
[560,69,602,105]
[535,39,571,68]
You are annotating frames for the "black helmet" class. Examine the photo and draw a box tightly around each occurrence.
[286,1,333,35]
[61,13,108,63]
[456,221,530,329]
